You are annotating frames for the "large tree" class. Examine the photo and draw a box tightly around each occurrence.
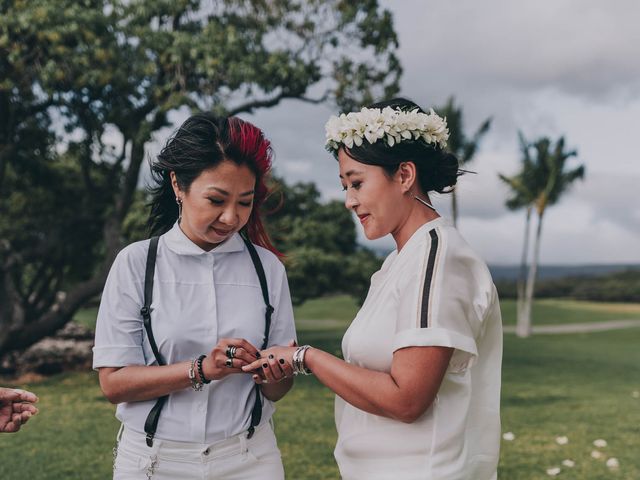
[436,96,491,227]
[500,135,585,337]
[0,0,400,355]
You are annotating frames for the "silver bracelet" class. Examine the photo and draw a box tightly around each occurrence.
[188,358,203,391]
[292,345,312,375]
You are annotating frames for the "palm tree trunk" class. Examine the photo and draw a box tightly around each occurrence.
[516,206,532,323]
[451,189,458,227]
[517,211,544,337]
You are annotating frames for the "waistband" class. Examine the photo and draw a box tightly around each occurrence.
[118,421,273,463]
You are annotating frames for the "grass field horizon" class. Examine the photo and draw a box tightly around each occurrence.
[1,296,639,479]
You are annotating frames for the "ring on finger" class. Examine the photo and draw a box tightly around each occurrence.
[225,345,237,359]
[225,358,233,368]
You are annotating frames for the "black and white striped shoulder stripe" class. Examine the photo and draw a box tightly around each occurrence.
[419,228,440,329]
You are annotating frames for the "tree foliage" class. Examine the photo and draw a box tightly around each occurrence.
[0,0,400,354]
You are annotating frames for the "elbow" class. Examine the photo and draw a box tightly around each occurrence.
[393,398,434,424]
[99,380,123,404]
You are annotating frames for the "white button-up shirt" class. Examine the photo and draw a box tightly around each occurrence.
[93,223,296,443]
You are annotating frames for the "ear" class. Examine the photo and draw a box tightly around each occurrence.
[397,161,417,193]
[170,171,181,199]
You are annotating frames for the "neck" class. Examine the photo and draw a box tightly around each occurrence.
[391,195,440,251]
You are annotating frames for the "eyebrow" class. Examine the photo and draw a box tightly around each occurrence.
[339,169,364,179]
[206,187,254,196]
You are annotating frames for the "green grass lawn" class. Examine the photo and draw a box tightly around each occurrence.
[2,296,639,479]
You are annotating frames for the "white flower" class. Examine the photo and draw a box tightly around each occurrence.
[546,467,561,476]
[324,106,449,152]
[591,450,604,459]
[606,457,619,469]
[502,432,515,441]
[632,390,640,399]
[561,459,575,468]
[555,436,569,445]
[593,439,607,448]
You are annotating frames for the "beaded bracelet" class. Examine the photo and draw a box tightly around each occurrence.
[292,345,312,375]
[196,354,211,384]
[188,358,203,391]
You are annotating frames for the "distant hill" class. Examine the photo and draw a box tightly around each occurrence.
[489,264,640,281]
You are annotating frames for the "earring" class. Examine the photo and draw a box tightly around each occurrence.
[414,195,436,212]
[176,196,183,222]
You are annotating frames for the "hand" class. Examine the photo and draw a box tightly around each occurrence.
[0,387,39,433]
[242,340,297,384]
[202,338,262,381]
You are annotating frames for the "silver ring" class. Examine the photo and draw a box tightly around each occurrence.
[226,345,237,359]
[225,358,233,368]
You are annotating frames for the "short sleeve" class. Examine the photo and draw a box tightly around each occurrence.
[392,227,488,372]
[92,244,147,369]
[266,263,297,348]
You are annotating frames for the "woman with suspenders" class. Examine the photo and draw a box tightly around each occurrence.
[93,113,296,479]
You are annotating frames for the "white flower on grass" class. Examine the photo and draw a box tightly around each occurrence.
[555,436,569,445]
[606,457,619,469]
[632,390,640,399]
[546,467,561,476]
[502,432,515,441]
[593,439,607,448]
[591,450,604,459]
[561,459,575,468]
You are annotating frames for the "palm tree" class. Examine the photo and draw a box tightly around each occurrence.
[437,97,492,227]
[500,134,585,337]
[498,133,537,325]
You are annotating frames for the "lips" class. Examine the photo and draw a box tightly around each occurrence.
[211,226,233,236]
[357,214,370,224]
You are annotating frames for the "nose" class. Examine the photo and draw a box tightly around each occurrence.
[218,204,238,226]
[344,190,359,210]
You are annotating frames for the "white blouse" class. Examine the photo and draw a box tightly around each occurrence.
[93,223,296,444]
[334,218,502,480]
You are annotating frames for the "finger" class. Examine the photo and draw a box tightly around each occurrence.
[11,412,22,428]
[0,388,21,402]
[267,354,286,381]
[251,373,268,384]
[288,339,297,347]
[15,389,38,403]
[242,358,264,372]
[232,347,259,367]
[2,421,20,433]
[279,358,294,378]
[225,338,259,358]
[260,360,278,383]
[20,411,33,423]
[13,403,38,414]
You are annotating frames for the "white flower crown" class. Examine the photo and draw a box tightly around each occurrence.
[325,106,449,153]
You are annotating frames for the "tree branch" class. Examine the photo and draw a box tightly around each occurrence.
[227,91,330,117]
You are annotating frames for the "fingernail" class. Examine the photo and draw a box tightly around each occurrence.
[262,363,268,369]
[255,352,261,358]
[268,354,274,360]
[279,359,285,364]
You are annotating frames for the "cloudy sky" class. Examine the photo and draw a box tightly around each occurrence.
[233,0,640,266]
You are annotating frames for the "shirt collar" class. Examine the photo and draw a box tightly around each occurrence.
[163,222,245,256]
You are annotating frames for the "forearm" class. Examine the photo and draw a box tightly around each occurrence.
[261,377,293,402]
[304,348,416,421]
[99,362,193,404]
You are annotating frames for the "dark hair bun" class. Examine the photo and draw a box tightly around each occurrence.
[427,151,459,193]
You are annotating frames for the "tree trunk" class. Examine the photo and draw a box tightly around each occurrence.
[451,188,458,227]
[516,206,532,323]
[517,211,544,338]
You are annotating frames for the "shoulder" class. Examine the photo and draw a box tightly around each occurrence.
[251,244,286,276]
[110,238,153,279]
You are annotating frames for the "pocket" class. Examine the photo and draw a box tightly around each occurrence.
[114,446,145,474]
[246,429,282,465]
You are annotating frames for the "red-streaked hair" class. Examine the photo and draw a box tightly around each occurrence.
[226,117,282,257]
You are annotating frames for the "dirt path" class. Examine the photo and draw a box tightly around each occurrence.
[502,319,640,334]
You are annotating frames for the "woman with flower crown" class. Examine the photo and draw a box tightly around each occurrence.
[244,98,503,480]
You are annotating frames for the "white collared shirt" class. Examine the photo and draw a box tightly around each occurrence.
[334,218,502,480]
[93,223,296,443]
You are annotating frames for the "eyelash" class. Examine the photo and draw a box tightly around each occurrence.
[342,181,362,191]
[208,199,253,207]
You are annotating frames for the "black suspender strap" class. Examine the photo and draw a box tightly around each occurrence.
[140,234,274,445]
[241,236,275,439]
[140,236,166,447]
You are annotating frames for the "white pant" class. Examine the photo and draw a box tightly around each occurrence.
[113,422,284,480]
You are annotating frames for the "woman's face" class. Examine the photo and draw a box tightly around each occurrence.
[174,160,256,250]
[338,149,406,240]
